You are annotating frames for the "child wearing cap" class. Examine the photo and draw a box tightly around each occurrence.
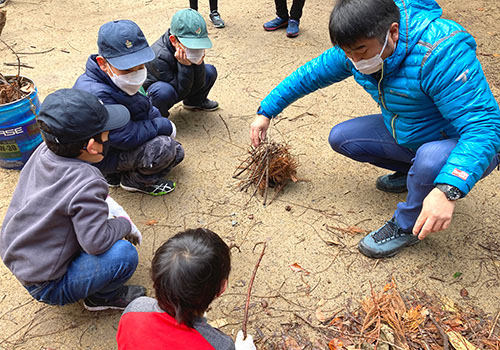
[0,88,146,311]
[143,9,219,118]
[74,19,184,196]
[116,228,256,350]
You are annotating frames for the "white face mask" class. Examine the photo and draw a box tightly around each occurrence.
[185,48,205,65]
[349,31,390,75]
[107,64,147,95]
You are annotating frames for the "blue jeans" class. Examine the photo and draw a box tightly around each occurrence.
[147,64,218,117]
[24,240,138,305]
[329,114,500,231]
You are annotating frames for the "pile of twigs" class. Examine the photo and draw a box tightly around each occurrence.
[0,74,33,105]
[233,140,298,206]
[327,280,500,350]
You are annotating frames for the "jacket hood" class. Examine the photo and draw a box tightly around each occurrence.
[385,0,442,74]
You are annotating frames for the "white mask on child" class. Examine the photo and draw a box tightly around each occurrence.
[185,48,205,65]
[349,30,390,75]
[107,64,147,95]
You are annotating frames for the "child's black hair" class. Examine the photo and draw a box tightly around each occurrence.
[38,120,104,158]
[152,228,231,327]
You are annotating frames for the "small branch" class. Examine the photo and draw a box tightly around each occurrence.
[429,312,449,350]
[489,309,500,338]
[17,47,55,55]
[242,242,267,339]
[217,113,232,142]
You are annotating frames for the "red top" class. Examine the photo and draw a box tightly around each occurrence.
[117,311,216,350]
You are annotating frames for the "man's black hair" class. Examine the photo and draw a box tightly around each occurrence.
[329,0,400,47]
[152,228,231,328]
[38,120,104,158]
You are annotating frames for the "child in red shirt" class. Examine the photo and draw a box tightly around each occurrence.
[116,228,256,350]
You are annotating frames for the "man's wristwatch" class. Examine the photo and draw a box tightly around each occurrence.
[435,183,462,201]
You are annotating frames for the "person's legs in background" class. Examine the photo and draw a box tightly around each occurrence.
[263,0,289,31]
[287,0,306,37]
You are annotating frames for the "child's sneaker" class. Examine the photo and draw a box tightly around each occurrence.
[0,0,8,8]
[104,173,121,188]
[183,99,219,111]
[120,178,176,196]
[209,10,225,28]
[286,19,300,38]
[263,16,288,31]
[83,285,146,311]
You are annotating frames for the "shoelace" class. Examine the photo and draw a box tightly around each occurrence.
[372,221,402,242]
[152,182,173,194]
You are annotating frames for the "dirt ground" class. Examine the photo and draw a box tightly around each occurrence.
[1,0,499,349]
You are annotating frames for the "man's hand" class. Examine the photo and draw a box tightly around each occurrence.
[250,114,271,147]
[413,187,456,240]
[174,46,192,66]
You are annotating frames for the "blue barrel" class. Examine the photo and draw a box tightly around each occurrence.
[0,76,43,170]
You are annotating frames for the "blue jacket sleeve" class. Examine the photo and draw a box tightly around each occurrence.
[260,46,353,117]
[421,32,500,195]
[95,91,173,150]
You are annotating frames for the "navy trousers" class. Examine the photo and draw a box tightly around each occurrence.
[146,64,217,117]
[328,114,500,231]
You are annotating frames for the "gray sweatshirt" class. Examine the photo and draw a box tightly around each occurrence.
[0,144,131,285]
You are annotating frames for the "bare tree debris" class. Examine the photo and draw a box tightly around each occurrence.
[233,140,299,206]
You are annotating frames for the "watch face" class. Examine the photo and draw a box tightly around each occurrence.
[448,187,461,200]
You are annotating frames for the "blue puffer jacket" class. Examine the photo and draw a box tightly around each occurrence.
[74,55,173,173]
[259,0,500,196]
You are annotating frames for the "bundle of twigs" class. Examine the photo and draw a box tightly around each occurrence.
[327,280,500,350]
[1,38,34,105]
[0,74,33,105]
[233,140,298,206]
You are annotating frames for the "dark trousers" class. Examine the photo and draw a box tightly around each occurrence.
[190,0,218,12]
[328,114,500,231]
[146,64,217,117]
[117,136,185,187]
[275,0,306,20]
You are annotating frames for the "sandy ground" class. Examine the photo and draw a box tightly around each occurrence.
[0,0,499,349]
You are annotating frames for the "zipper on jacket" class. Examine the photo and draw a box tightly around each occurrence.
[377,64,398,142]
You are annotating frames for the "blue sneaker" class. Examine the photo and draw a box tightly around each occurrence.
[263,16,288,31]
[286,19,300,37]
[358,219,420,258]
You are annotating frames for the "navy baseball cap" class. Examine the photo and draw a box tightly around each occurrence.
[38,89,130,144]
[97,20,155,70]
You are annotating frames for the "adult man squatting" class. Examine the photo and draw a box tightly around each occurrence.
[250,0,500,258]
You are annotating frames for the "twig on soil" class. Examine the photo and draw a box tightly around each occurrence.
[429,312,449,350]
[489,310,500,338]
[243,242,267,339]
[1,38,21,77]
[17,47,54,55]
[217,113,232,142]
[4,62,34,69]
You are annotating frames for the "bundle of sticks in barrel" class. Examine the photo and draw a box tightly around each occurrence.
[0,74,32,105]
[233,140,298,206]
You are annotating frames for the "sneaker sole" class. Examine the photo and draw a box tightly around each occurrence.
[286,32,299,38]
[183,104,219,112]
[263,23,288,31]
[358,237,420,259]
[107,183,120,188]
[375,183,408,193]
[83,302,126,312]
[120,183,176,196]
